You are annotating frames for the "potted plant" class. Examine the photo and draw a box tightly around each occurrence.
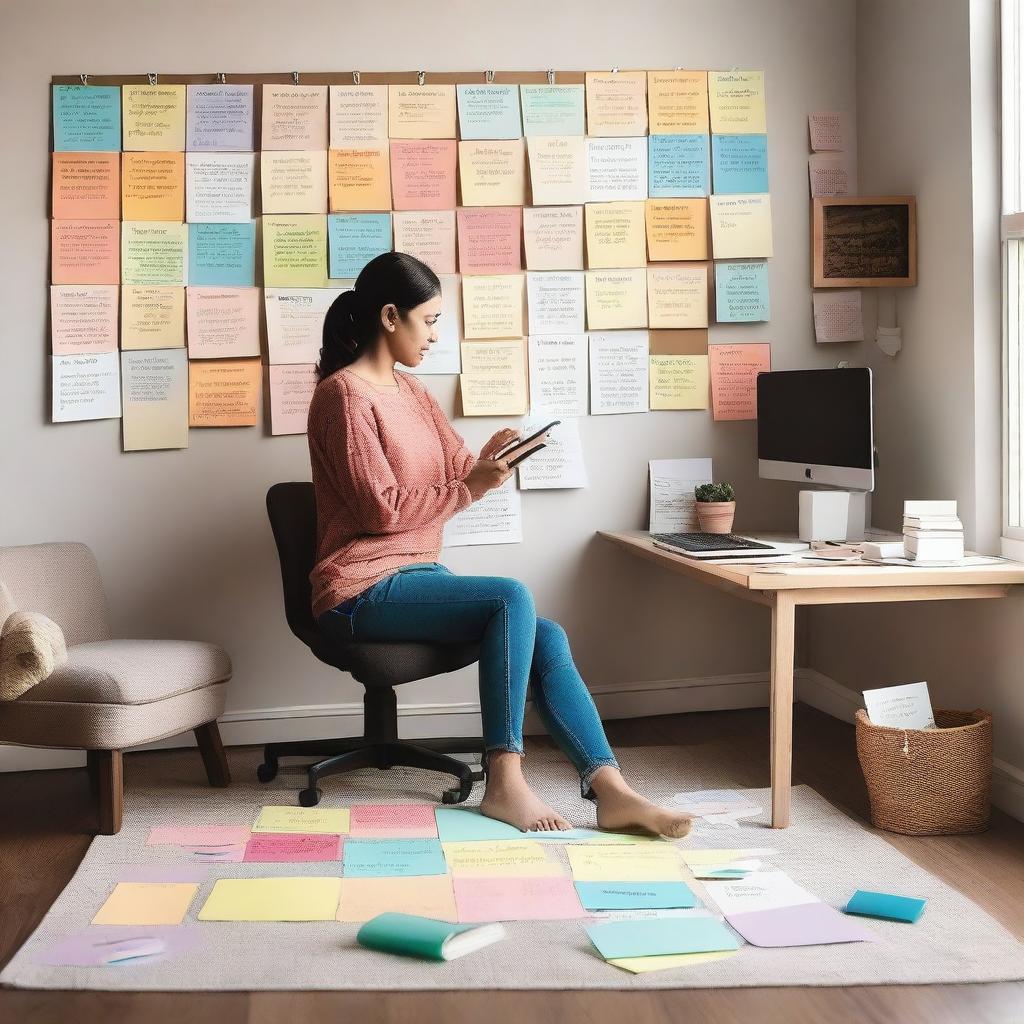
[695,482,736,534]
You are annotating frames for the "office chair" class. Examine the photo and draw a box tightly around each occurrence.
[262,482,485,807]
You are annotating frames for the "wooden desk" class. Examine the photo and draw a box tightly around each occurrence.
[598,530,1024,828]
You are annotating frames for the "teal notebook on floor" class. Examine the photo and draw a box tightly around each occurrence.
[356,913,506,961]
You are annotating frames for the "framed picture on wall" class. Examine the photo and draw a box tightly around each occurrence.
[812,195,917,287]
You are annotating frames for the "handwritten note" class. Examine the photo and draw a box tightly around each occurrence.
[587,137,648,202]
[442,840,562,878]
[645,199,708,261]
[121,285,185,349]
[457,84,522,139]
[647,71,709,134]
[459,139,526,207]
[709,342,771,421]
[349,804,439,838]
[53,84,120,151]
[265,287,343,363]
[268,363,318,435]
[589,330,650,414]
[715,261,770,322]
[388,85,456,139]
[528,333,589,417]
[457,208,522,275]
[185,152,254,222]
[647,264,710,328]
[188,358,261,427]
[243,833,341,863]
[709,194,773,259]
[188,222,255,286]
[327,213,392,279]
[711,134,769,193]
[812,289,863,342]
[121,221,187,286]
[122,152,185,221]
[585,71,648,136]
[262,215,328,287]
[121,349,189,452]
[328,146,392,212]
[329,85,389,146]
[185,286,260,358]
[261,150,328,214]
[51,352,121,422]
[585,201,647,269]
[527,135,588,206]
[808,111,848,152]
[809,153,853,198]
[51,220,119,284]
[520,84,585,136]
[526,270,585,334]
[585,268,648,330]
[708,71,766,134]
[648,134,710,198]
[523,205,584,271]
[186,84,254,151]
[122,84,186,151]
[262,85,328,150]
[52,153,119,220]
[390,139,457,210]
[392,210,456,275]
[50,285,118,355]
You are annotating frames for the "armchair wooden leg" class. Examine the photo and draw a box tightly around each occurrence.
[86,749,101,801]
[96,750,123,835]
[194,721,231,787]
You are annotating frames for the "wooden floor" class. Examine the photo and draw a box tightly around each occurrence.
[2,703,1023,1024]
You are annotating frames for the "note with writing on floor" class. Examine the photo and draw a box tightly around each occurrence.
[243,833,341,863]
[251,805,350,835]
[343,839,448,877]
[567,843,686,882]
[442,840,564,877]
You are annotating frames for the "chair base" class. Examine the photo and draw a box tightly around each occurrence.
[257,735,486,807]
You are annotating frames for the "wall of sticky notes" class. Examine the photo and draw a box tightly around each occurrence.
[49,70,772,449]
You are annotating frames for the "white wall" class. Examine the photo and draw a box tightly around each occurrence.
[0,0,860,767]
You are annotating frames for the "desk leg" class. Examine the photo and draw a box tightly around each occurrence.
[770,593,796,828]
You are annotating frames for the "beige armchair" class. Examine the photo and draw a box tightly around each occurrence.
[0,542,232,834]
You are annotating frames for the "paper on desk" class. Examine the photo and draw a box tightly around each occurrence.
[648,458,712,532]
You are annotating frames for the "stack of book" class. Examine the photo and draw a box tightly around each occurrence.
[903,500,965,562]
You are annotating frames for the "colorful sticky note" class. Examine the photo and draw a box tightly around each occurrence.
[185,84,254,152]
[350,804,439,838]
[650,354,710,410]
[327,213,392,279]
[523,206,584,271]
[122,84,186,151]
[645,198,709,261]
[121,285,185,350]
[262,215,328,288]
[727,902,878,947]
[708,342,771,421]
[388,85,456,139]
[587,136,648,204]
[188,221,256,286]
[461,273,525,338]
[268,363,318,435]
[188,357,261,427]
[198,877,342,922]
[53,84,121,151]
[260,150,328,214]
[608,950,738,974]
[243,833,342,863]
[442,839,563,877]
[120,349,189,453]
[147,824,251,846]
[329,84,389,147]
[186,286,260,358]
[185,153,254,223]
[566,843,684,882]
[457,207,522,275]
[92,882,198,926]
[520,84,586,137]
[52,153,120,220]
[585,268,648,330]
[328,146,392,212]
[585,201,647,269]
[708,71,767,134]
[574,881,697,911]
[252,805,350,834]
[715,260,770,322]
[527,135,588,206]
[453,876,588,922]
[649,135,710,198]
[647,264,710,328]
[709,194,773,259]
[459,139,526,207]
[121,221,187,286]
[122,152,185,221]
[585,71,648,136]
[337,875,457,923]
[711,135,769,194]
[844,889,926,923]
[50,284,118,355]
[390,140,457,211]
[343,839,447,877]
[457,84,522,140]
[392,210,456,276]
[262,85,328,150]
[51,219,119,285]
[647,71,709,134]
[587,917,739,960]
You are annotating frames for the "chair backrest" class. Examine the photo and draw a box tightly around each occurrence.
[265,482,320,649]
[0,542,112,646]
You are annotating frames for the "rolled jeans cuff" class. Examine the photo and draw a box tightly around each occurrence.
[580,757,620,799]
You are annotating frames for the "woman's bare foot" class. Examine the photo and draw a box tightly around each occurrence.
[479,751,571,832]
[589,767,693,839]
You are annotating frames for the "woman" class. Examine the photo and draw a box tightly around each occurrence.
[307,251,691,838]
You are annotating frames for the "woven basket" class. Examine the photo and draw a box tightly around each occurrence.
[855,707,992,835]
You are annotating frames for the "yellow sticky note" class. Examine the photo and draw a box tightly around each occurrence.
[442,840,563,877]
[459,371,528,416]
[646,199,709,262]
[337,875,457,923]
[388,85,457,139]
[647,264,709,329]
[252,805,350,834]
[709,194,773,259]
[647,71,710,134]
[328,146,392,213]
[460,339,526,376]
[93,882,198,925]
[121,285,185,349]
[459,139,526,207]
[198,877,342,921]
[585,201,647,270]
[261,151,328,215]
[709,70,767,134]
[567,844,685,882]
[585,268,648,330]
[462,274,525,339]
[608,950,738,974]
[121,222,188,287]
[527,136,588,206]
[585,71,648,136]
[262,215,328,288]
[122,84,186,151]
[650,355,710,410]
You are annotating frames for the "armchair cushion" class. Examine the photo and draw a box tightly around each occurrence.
[0,610,68,701]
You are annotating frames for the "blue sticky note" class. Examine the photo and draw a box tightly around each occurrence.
[587,917,740,960]
[188,222,256,286]
[711,134,769,194]
[328,214,392,280]
[715,260,770,322]
[845,889,926,923]
[574,881,697,911]
[342,839,447,877]
[53,85,121,152]
[520,84,586,137]
[649,134,710,197]
[434,808,597,843]
[457,84,523,140]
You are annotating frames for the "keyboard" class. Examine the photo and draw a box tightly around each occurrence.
[650,532,777,553]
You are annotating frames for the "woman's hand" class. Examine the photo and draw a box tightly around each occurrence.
[463,458,513,501]
[479,428,520,461]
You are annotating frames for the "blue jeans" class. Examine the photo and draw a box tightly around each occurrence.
[316,562,620,797]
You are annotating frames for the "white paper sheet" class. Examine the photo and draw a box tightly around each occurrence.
[648,458,713,532]
[412,274,462,375]
[702,870,819,916]
[862,681,936,730]
[443,477,522,547]
[528,334,589,418]
[516,417,587,490]
[52,352,121,422]
[589,331,649,415]
[526,271,586,335]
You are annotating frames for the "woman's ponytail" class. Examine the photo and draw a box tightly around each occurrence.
[315,251,441,383]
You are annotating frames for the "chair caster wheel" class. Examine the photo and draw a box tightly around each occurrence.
[256,762,277,783]
[298,787,322,807]
[441,779,473,804]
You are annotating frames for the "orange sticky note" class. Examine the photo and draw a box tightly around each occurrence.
[709,342,771,421]
[646,199,709,261]
[51,219,119,284]
[329,146,392,212]
[389,140,457,211]
[337,876,457,923]
[51,153,120,220]
[457,207,522,275]
[188,357,261,426]
[186,286,261,358]
[92,882,198,926]
[121,152,185,221]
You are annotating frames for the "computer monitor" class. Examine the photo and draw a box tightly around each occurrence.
[757,367,874,491]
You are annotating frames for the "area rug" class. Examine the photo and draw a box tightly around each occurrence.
[2,744,1023,990]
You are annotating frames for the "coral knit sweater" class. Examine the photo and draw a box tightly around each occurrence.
[307,367,477,620]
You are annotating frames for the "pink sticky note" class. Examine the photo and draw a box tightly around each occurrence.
[243,833,342,863]
[148,825,252,847]
[727,902,879,947]
[708,342,771,421]
[268,363,318,436]
[349,804,439,838]
[51,219,119,285]
[390,140,457,211]
[456,206,522,275]
[185,286,261,359]
[454,876,589,923]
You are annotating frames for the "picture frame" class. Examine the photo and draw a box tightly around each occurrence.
[812,195,917,288]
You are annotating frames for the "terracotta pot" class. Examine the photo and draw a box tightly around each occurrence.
[697,501,736,534]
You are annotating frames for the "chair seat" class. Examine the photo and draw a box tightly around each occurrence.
[16,639,232,705]
[311,637,480,688]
